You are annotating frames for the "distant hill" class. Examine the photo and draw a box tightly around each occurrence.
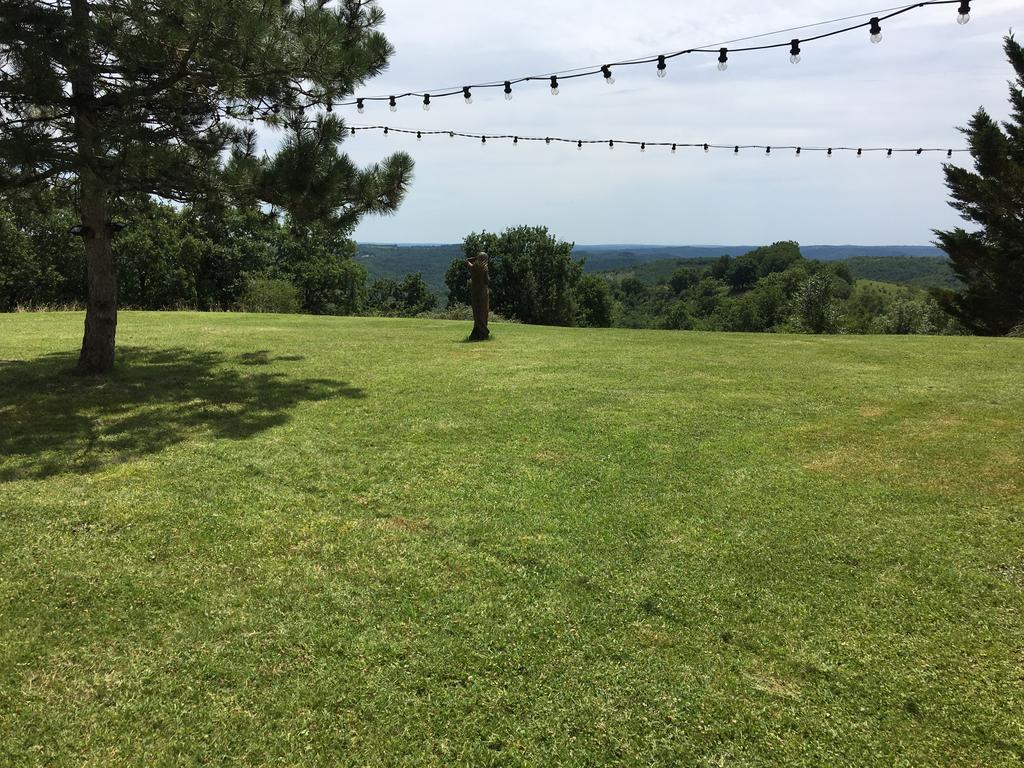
[355,243,949,296]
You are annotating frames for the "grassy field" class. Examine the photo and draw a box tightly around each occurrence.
[1,312,1022,766]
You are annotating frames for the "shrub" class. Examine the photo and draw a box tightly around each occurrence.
[237,276,301,314]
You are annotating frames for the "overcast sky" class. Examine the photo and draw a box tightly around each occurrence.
[325,1,1021,245]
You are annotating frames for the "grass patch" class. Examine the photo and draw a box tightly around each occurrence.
[1,312,1022,766]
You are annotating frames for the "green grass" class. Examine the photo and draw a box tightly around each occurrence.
[1,312,1022,766]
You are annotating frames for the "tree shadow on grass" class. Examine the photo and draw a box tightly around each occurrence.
[0,347,364,482]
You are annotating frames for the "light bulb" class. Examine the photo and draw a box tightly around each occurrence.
[602,65,614,85]
[513,136,519,147]
[608,140,614,150]
[957,12,969,24]
[657,68,666,78]
[505,92,513,101]
[577,141,582,151]
[422,95,430,111]
[718,48,728,71]
[790,54,801,64]
[463,87,472,104]
[640,143,646,153]
[796,147,801,156]
[356,99,364,114]
[790,40,801,64]
[550,76,559,95]
[657,55,667,78]
[504,81,513,100]
[869,18,882,44]
[671,144,676,154]
[887,149,893,158]
[957,1,970,24]
[718,62,727,71]
[389,96,397,113]
[703,144,709,153]
[416,131,421,141]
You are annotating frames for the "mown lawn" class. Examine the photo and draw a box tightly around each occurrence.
[1,312,1022,767]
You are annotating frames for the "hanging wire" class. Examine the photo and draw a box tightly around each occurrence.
[347,125,965,157]
[330,1,967,109]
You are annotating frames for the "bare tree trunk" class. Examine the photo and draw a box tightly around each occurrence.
[70,0,117,375]
[75,169,116,374]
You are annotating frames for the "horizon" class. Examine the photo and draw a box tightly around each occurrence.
[355,241,946,249]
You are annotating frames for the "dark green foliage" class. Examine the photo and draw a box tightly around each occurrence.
[844,256,956,289]
[367,273,437,317]
[237,275,301,314]
[789,273,841,334]
[449,227,582,326]
[934,35,1024,336]
[575,274,614,327]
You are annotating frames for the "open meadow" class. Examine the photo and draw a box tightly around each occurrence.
[1,312,1022,766]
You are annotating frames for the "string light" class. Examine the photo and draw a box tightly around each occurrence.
[416,130,422,141]
[869,17,882,43]
[311,2,969,111]
[888,148,893,157]
[671,143,677,153]
[346,126,967,159]
[423,94,431,111]
[356,98,364,114]
[550,75,559,96]
[389,96,397,112]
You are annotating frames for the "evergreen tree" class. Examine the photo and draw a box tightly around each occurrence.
[934,35,1024,336]
[0,1,412,372]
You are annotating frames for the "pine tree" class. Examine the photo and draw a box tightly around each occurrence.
[0,1,412,372]
[935,35,1024,336]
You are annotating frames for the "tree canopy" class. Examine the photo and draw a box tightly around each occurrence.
[934,34,1024,336]
[0,0,413,372]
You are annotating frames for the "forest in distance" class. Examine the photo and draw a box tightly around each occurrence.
[356,242,955,297]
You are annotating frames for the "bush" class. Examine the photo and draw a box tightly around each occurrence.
[237,276,302,314]
[575,274,614,327]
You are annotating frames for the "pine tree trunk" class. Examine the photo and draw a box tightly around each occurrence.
[75,169,116,375]
[70,0,117,375]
